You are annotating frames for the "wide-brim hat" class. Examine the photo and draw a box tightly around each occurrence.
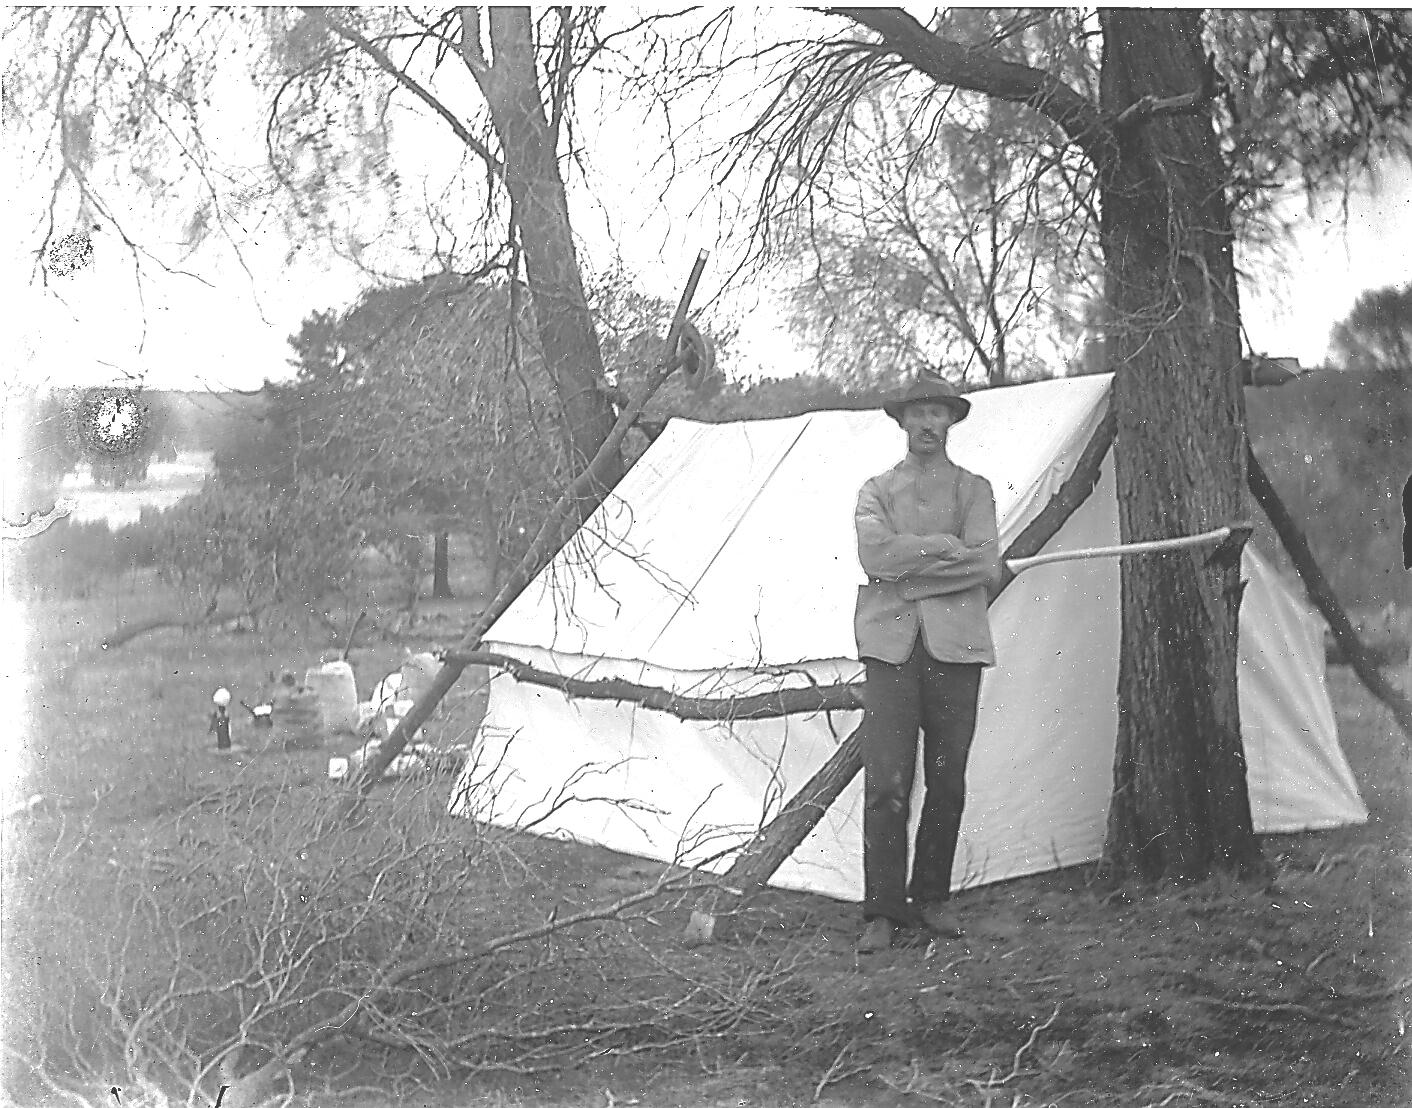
[882,372,971,424]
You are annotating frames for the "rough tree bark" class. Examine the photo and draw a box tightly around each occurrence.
[1097,11,1262,881]
[432,531,453,599]
[460,8,622,494]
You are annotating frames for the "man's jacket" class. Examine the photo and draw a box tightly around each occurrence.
[854,456,1001,666]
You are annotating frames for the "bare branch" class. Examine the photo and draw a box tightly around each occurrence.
[442,647,865,719]
[1113,87,1213,131]
[831,7,1115,171]
[457,6,489,80]
[548,7,577,147]
[303,6,504,177]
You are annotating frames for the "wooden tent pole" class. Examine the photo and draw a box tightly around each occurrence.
[683,407,1118,944]
[1245,442,1412,739]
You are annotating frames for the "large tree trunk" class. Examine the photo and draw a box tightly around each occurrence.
[1098,12,1264,881]
[431,531,453,600]
[471,9,622,495]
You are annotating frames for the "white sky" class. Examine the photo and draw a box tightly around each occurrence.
[1238,159,1412,364]
[5,13,1412,394]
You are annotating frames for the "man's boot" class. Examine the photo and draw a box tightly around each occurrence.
[917,900,965,939]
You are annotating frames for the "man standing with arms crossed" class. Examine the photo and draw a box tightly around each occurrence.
[854,370,1002,954]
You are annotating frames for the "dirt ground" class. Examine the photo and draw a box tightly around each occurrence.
[6,588,1411,1107]
[319,727,1412,1108]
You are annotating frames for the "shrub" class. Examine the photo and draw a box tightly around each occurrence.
[153,476,384,619]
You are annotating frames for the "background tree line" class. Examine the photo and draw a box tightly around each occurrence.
[16,276,1409,634]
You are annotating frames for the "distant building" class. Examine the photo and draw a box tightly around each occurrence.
[1241,355,1305,387]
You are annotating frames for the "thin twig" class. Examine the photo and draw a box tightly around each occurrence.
[1189,994,1360,1028]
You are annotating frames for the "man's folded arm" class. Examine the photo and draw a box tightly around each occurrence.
[856,481,969,581]
[896,480,1002,599]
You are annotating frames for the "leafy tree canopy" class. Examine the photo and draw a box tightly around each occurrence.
[1329,282,1412,378]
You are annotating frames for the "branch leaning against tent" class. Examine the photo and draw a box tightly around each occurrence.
[1246,442,1412,740]
[348,250,711,798]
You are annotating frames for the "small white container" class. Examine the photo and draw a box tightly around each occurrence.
[328,756,350,781]
[305,661,360,734]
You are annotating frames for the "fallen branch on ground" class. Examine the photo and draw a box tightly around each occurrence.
[97,605,254,651]
[13,772,761,1105]
[1188,993,1359,1028]
[1327,973,1412,1003]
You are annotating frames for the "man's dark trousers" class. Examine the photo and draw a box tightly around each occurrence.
[861,641,982,926]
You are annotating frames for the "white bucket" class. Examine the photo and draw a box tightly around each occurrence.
[304,661,360,734]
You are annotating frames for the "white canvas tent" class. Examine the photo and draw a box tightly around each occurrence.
[450,374,1366,903]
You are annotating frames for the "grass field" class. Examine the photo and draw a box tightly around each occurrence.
[4,581,1410,1108]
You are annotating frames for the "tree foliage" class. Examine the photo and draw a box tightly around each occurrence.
[210,267,737,594]
[1329,282,1412,377]
[9,6,630,487]
[153,476,379,620]
[1210,11,1412,222]
[267,275,578,585]
[764,11,1100,385]
[683,10,1412,386]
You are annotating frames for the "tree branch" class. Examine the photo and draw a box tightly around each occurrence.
[457,6,490,80]
[1112,88,1213,131]
[832,7,1115,173]
[302,7,504,177]
[442,648,864,719]
[1246,442,1412,740]
[548,7,577,147]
